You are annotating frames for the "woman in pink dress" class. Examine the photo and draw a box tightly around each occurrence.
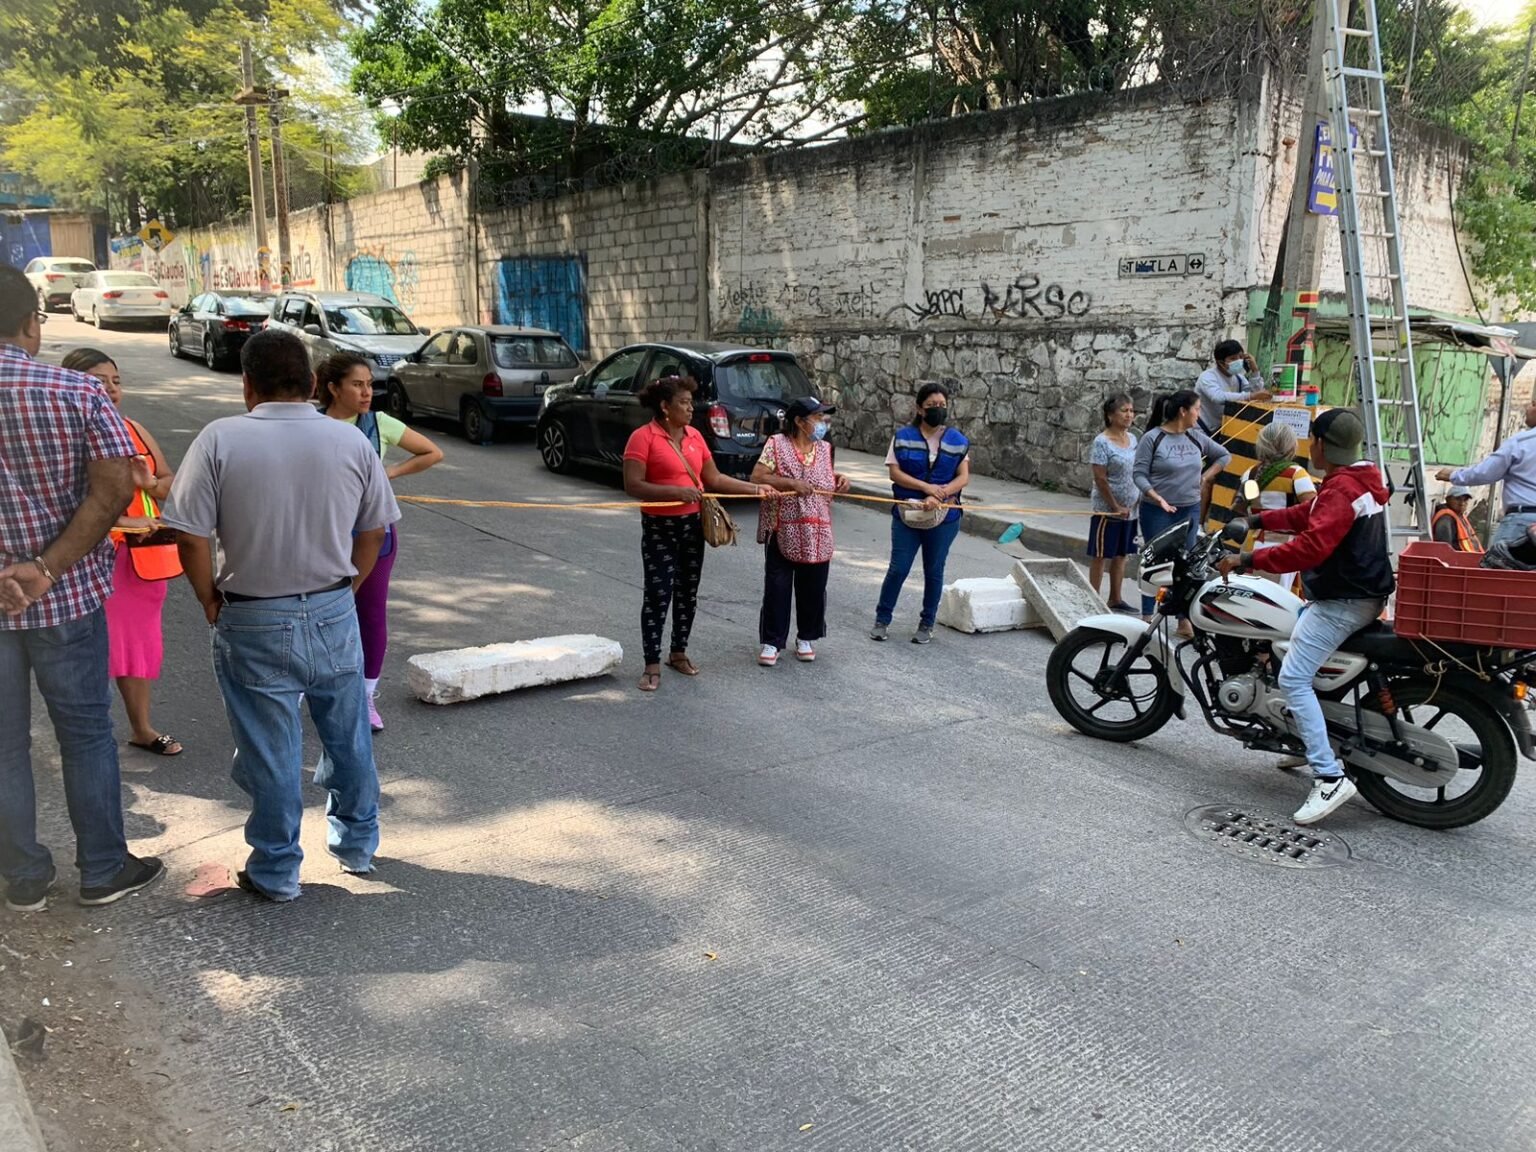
[61,349,183,756]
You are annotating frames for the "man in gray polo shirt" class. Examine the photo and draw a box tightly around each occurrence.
[162,329,399,901]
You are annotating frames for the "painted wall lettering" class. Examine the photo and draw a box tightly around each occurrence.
[906,288,967,320]
[980,275,1092,319]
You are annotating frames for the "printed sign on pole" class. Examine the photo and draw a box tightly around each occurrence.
[138,220,176,253]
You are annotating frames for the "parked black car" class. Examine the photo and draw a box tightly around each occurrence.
[169,291,277,369]
[535,342,816,478]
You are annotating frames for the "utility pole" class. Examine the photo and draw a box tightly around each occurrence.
[237,40,271,290]
[1257,0,1340,392]
[267,88,292,290]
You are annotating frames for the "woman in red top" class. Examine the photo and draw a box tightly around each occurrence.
[750,396,850,665]
[61,348,184,756]
[623,375,773,692]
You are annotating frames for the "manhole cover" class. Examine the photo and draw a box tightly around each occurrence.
[1183,805,1351,870]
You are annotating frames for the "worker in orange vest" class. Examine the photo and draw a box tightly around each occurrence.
[1431,485,1483,552]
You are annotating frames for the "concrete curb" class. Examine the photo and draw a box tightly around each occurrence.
[844,477,1084,562]
[0,1034,47,1152]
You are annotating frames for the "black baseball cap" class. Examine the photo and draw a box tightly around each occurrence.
[1312,407,1365,466]
[784,396,836,423]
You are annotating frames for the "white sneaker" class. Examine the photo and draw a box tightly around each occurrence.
[795,639,815,662]
[1294,776,1357,825]
[758,644,779,667]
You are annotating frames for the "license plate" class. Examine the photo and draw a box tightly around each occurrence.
[533,384,547,394]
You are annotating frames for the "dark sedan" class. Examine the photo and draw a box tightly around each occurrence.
[535,342,816,478]
[168,291,277,370]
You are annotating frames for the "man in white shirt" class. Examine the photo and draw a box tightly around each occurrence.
[1437,400,1536,549]
[1195,339,1272,436]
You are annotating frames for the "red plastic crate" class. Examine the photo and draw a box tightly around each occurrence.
[1393,540,1536,648]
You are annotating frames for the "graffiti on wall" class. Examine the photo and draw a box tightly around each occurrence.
[718,280,882,323]
[979,275,1091,319]
[345,246,419,309]
[494,255,589,354]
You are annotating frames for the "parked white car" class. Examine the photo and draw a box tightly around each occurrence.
[71,271,173,329]
[24,256,98,311]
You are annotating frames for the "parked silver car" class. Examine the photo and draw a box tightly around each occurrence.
[385,325,583,444]
[266,290,429,380]
[25,256,98,311]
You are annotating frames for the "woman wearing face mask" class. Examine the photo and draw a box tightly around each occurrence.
[750,396,851,666]
[316,352,444,731]
[61,348,184,757]
[871,382,971,645]
[1133,389,1231,630]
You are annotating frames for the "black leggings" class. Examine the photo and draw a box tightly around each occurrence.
[640,513,705,665]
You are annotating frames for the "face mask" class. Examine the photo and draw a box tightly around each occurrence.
[1225,358,1246,377]
[811,421,830,441]
[923,406,948,428]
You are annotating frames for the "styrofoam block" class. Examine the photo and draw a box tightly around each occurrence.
[407,634,623,704]
[1011,560,1108,641]
[937,577,1044,633]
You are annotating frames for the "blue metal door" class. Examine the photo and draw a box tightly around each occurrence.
[494,256,588,356]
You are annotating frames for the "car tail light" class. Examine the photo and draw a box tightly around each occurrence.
[153,290,168,299]
[482,372,503,397]
[224,319,250,332]
[102,291,123,299]
[708,403,731,437]
[45,273,63,282]
[748,353,773,362]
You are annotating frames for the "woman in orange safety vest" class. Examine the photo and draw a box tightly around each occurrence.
[61,349,185,757]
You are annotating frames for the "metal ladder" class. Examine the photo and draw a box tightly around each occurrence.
[1322,0,1431,549]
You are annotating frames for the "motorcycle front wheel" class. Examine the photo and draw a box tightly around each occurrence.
[1046,626,1177,743]
[1353,678,1517,830]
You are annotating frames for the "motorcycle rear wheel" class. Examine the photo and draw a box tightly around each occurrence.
[1352,678,1516,830]
[1046,626,1176,743]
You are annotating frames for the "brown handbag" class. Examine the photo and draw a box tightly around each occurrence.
[667,434,738,547]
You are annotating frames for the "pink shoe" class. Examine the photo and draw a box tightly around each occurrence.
[367,693,384,733]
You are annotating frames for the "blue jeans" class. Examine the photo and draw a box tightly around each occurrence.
[1279,597,1386,779]
[212,586,379,900]
[1492,511,1536,549]
[876,516,962,629]
[1138,502,1201,616]
[0,610,128,888]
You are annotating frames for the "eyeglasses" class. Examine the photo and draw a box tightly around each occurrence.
[34,311,47,325]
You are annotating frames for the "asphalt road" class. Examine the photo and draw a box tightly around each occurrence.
[8,323,1536,1152]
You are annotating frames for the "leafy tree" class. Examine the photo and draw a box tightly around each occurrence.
[0,0,372,229]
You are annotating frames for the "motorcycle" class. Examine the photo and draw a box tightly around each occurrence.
[1046,492,1534,829]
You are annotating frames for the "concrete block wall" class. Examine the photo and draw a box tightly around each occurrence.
[477,172,706,357]
[709,92,1256,489]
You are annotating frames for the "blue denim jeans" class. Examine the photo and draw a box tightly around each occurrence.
[876,515,963,629]
[1278,597,1386,779]
[1492,510,1536,549]
[0,609,128,888]
[1138,502,1201,616]
[212,586,379,900]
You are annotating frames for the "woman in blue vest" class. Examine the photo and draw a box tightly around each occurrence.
[317,353,444,731]
[871,382,971,644]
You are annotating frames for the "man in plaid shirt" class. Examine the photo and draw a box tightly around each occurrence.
[0,264,165,912]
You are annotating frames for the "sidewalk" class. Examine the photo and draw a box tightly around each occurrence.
[835,446,1093,561]
[0,1039,46,1152]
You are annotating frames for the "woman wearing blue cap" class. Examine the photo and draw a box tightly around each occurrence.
[751,396,850,666]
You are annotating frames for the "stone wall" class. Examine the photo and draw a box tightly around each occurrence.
[476,172,706,356]
[709,91,1262,487]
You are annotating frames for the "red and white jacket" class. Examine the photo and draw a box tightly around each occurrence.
[1248,460,1395,601]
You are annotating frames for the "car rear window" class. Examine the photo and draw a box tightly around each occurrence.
[225,296,275,317]
[102,272,158,287]
[714,357,815,404]
[490,335,578,369]
[54,261,95,273]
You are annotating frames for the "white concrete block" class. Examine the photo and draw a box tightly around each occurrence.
[407,635,623,704]
[937,577,1044,634]
[1011,560,1108,642]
